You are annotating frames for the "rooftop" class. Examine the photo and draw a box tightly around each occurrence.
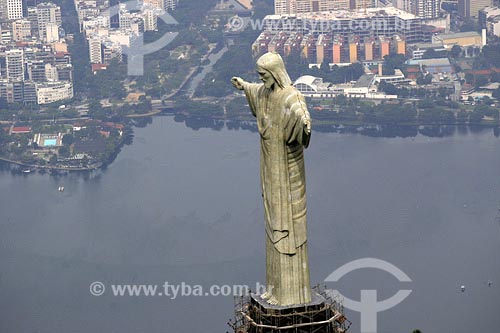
[354,74,375,88]
[265,6,418,21]
[436,31,481,40]
[407,58,451,67]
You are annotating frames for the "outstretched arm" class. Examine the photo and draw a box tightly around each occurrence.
[231,77,246,90]
[231,77,262,118]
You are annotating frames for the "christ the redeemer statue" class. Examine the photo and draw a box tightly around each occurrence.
[231,52,312,306]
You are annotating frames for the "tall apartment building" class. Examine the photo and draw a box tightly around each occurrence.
[0,0,23,20]
[88,35,102,64]
[143,8,158,31]
[2,0,23,20]
[275,0,349,15]
[458,0,492,17]
[164,0,178,11]
[392,0,411,12]
[144,0,163,10]
[317,0,350,11]
[6,49,24,81]
[119,10,132,29]
[392,0,441,18]
[12,19,32,42]
[414,0,441,18]
[36,3,62,39]
[350,0,374,11]
[275,0,290,14]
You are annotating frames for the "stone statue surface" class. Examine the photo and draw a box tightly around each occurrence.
[231,52,312,306]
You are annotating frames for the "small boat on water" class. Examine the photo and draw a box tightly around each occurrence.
[22,169,32,173]
[58,186,64,192]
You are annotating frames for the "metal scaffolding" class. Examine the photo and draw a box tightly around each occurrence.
[228,286,351,333]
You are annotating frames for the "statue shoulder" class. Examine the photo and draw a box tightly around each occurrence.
[283,85,306,105]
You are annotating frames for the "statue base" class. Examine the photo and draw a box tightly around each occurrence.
[229,288,350,333]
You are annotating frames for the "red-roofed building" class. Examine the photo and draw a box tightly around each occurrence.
[92,64,107,74]
[11,126,32,134]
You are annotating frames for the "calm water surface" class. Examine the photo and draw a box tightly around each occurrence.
[1,116,499,333]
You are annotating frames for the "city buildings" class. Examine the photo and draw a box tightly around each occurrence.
[77,0,169,70]
[262,7,438,44]
[0,1,74,105]
[253,30,406,64]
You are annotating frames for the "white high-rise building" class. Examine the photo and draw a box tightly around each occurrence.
[413,0,441,18]
[88,35,102,64]
[143,8,158,31]
[164,0,178,11]
[4,0,23,20]
[6,49,24,81]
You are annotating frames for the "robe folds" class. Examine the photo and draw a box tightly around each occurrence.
[243,81,312,305]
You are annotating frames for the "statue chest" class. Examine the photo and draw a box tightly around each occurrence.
[257,93,288,141]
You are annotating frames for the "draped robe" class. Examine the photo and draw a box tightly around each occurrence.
[242,82,312,306]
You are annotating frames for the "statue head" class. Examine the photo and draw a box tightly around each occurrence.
[256,52,292,90]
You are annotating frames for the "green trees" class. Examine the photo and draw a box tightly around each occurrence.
[87,61,127,100]
[58,146,71,158]
[62,134,74,146]
[416,73,433,85]
[49,155,58,165]
[451,45,462,58]
[383,53,407,75]
[378,82,399,95]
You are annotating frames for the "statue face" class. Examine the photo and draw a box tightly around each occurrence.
[257,66,275,89]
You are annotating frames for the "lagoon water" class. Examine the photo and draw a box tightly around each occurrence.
[1,116,500,333]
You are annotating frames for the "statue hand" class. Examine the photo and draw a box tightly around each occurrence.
[231,77,245,90]
[303,116,311,134]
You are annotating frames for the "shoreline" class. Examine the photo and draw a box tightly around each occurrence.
[0,156,100,172]
[3,112,499,173]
